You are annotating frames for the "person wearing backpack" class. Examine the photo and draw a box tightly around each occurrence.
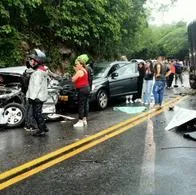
[22,61,37,132]
[174,60,183,87]
[26,49,49,136]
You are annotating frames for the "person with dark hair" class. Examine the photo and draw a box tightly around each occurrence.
[72,58,90,127]
[132,62,145,103]
[143,60,154,105]
[166,59,176,88]
[152,56,167,109]
[174,59,183,87]
[26,49,49,136]
[87,62,94,91]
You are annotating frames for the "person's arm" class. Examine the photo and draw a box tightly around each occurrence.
[165,70,171,77]
[156,63,161,77]
[72,70,83,82]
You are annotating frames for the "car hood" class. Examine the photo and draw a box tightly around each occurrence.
[92,77,107,85]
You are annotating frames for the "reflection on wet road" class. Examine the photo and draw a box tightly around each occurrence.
[0,92,196,194]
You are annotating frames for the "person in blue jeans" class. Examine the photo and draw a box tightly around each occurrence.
[143,60,154,105]
[153,56,167,109]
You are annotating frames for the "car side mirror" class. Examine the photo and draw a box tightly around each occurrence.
[111,72,118,78]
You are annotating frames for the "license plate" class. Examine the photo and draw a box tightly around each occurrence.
[58,95,68,102]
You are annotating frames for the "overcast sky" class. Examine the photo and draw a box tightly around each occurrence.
[145,0,196,25]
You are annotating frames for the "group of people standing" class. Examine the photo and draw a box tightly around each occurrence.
[24,51,184,135]
[23,51,92,135]
[127,56,184,109]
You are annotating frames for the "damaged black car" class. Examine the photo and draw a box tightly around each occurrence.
[0,70,26,128]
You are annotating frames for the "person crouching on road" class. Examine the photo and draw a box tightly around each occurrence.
[26,49,49,136]
[72,59,90,128]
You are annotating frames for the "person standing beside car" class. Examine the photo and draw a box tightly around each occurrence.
[22,60,37,132]
[174,59,183,87]
[152,56,167,109]
[72,58,90,128]
[26,49,49,136]
[132,62,145,103]
[166,59,176,89]
[143,60,154,105]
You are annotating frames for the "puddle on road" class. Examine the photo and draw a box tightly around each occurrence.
[113,106,147,114]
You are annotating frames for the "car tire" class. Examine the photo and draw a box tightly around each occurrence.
[4,103,25,128]
[96,89,108,110]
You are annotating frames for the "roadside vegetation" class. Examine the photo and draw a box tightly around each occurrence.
[0,0,188,71]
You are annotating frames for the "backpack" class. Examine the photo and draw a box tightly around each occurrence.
[175,63,182,74]
[87,66,93,90]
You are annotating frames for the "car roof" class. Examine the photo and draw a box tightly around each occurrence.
[95,61,133,67]
[0,66,26,75]
[130,59,145,63]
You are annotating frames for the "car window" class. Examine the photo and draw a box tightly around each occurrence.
[115,63,137,75]
[108,64,120,76]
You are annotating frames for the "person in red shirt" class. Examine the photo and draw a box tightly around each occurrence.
[166,59,176,88]
[72,59,90,127]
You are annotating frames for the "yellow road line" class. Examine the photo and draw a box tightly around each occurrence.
[0,95,187,190]
[0,95,187,187]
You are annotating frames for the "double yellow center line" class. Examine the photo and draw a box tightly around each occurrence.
[0,95,187,190]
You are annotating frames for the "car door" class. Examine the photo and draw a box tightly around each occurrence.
[107,64,122,96]
[109,63,139,97]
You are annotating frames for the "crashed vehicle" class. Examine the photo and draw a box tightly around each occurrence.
[0,70,26,127]
[188,20,196,89]
[0,66,61,128]
[58,61,139,109]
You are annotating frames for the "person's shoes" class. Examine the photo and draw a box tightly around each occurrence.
[152,104,161,110]
[32,130,45,136]
[24,126,31,132]
[83,119,88,126]
[73,120,84,127]
[137,99,143,103]
[44,127,49,132]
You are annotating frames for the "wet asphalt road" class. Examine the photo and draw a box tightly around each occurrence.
[1,75,196,195]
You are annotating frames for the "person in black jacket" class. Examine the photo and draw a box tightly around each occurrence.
[132,62,145,103]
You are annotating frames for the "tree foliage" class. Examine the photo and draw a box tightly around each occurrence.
[0,0,188,69]
[133,22,189,60]
[0,0,148,68]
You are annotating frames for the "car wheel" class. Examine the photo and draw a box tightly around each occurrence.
[4,103,25,128]
[96,89,108,110]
